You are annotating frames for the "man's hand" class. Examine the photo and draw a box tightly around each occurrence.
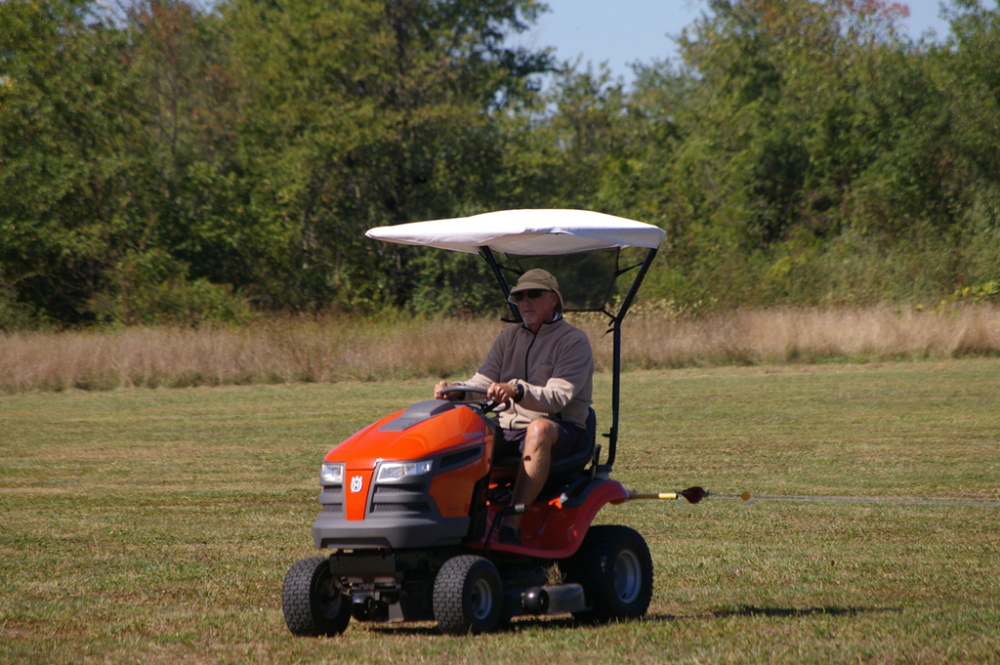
[434,381,454,400]
[487,382,518,404]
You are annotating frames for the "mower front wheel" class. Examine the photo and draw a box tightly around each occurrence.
[282,556,352,637]
[433,555,503,635]
[563,525,653,623]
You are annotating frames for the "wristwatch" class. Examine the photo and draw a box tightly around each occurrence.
[513,382,525,403]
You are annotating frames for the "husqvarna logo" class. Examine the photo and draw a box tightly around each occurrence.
[350,475,363,493]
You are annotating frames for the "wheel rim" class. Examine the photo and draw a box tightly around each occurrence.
[613,549,642,604]
[469,577,494,620]
[317,576,344,619]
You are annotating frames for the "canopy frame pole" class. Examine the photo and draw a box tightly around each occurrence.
[480,247,522,323]
[605,247,658,468]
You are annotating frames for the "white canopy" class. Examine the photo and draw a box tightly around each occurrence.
[365,209,666,256]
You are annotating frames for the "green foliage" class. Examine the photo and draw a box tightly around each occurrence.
[608,0,1000,310]
[3,0,1000,326]
[221,0,553,310]
[90,249,251,327]
[950,281,1000,305]
[0,0,142,323]
[0,266,32,330]
[123,1,263,291]
[121,276,250,327]
[405,249,502,317]
[0,0,554,324]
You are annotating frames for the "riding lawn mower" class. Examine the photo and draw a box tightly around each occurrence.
[281,209,708,636]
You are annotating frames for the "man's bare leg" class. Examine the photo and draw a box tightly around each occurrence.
[506,418,559,536]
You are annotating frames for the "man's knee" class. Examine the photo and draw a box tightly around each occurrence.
[524,418,558,451]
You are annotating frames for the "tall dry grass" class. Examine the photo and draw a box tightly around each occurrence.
[613,305,1000,369]
[2,306,999,393]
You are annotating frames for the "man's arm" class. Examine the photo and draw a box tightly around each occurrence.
[434,372,494,400]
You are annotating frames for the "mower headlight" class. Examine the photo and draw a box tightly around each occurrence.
[377,460,433,482]
[320,462,344,484]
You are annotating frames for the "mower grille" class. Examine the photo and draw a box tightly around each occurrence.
[371,502,430,513]
[373,483,424,494]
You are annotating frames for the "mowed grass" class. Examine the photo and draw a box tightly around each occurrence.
[1,360,999,664]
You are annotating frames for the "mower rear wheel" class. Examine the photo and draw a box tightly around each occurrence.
[282,556,351,637]
[563,525,653,623]
[433,555,503,634]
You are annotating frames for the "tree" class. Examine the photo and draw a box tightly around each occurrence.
[0,0,140,324]
[671,0,916,248]
[935,0,1000,287]
[221,0,553,310]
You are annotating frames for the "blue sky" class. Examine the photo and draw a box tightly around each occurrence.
[512,0,982,87]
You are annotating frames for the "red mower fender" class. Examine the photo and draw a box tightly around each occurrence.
[483,479,631,558]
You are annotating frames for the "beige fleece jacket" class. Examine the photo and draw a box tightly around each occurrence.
[466,316,594,430]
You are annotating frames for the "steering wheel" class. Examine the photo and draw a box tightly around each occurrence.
[440,384,509,413]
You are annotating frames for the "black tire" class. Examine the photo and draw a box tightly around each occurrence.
[562,525,653,623]
[282,556,352,637]
[432,555,503,635]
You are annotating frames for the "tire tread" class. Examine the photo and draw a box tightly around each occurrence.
[433,555,502,635]
[282,556,351,637]
[562,525,653,623]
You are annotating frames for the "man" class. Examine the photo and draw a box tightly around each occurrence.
[434,269,594,545]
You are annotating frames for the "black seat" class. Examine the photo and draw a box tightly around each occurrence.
[490,408,597,484]
[547,407,597,481]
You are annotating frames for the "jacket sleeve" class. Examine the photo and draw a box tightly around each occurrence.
[515,330,593,415]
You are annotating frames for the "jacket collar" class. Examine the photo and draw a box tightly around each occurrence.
[521,312,563,335]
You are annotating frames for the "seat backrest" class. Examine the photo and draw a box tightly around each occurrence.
[547,407,597,481]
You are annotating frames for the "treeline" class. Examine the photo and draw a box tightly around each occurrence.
[1,0,999,328]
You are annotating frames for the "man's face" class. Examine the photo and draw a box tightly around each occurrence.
[517,290,559,328]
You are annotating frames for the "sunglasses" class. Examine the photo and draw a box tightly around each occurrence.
[508,289,550,303]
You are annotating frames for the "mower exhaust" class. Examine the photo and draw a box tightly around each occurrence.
[519,583,587,616]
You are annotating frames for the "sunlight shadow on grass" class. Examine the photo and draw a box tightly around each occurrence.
[368,616,581,636]
[365,606,901,637]
[706,605,902,619]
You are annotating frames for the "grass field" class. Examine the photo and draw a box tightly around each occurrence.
[2,360,999,664]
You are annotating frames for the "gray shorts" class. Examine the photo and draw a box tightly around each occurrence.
[495,418,589,460]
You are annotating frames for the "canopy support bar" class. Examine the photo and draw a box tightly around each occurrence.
[481,247,522,323]
[605,247,658,468]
